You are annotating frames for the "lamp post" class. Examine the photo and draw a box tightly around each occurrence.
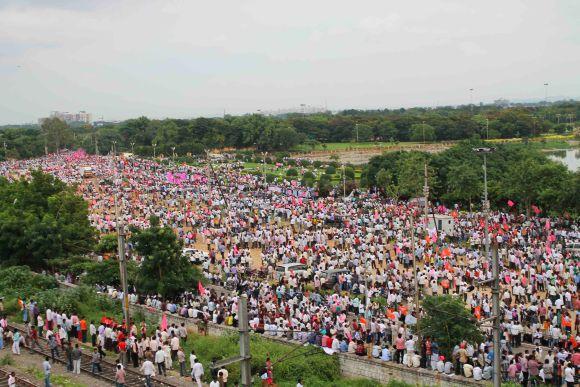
[130,142,135,154]
[342,164,346,198]
[544,82,549,105]
[112,140,117,156]
[152,143,157,159]
[262,151,268,185]
[469,88,474,114]
[473,147,499,387]
[355,124,359,143]
[172,146,176,161]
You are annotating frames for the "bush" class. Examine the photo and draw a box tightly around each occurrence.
[0,266,58,298]
[345,167,355,180]
[313,161,323,168]
[286,168,298,177]
[266,173,277,183]
[325,165,336,174]
[303,171,315,180]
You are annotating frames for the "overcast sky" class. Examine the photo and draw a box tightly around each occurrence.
[0,0,578,124]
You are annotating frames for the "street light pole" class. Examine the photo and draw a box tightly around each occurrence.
[544,82,549,105]
[152,143,157,159]
[469,88,474,114]
[172,146,176,161]
[130,142,135,154]
[474,147,498,387]
[342,164,346,198]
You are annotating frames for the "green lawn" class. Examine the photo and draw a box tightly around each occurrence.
[292,141,423,152]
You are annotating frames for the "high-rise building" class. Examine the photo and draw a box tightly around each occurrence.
[38,111,92,125]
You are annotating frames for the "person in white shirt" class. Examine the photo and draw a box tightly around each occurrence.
[140,359,155,387]
[473,365,483,380]
[154,348,166,377]
[7,372,15,387]
[189,350,197,371]
[564,365,574,385]
[209,380,219,387]
[191,359,204,387]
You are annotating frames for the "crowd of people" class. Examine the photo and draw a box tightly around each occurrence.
[1,151,579,385]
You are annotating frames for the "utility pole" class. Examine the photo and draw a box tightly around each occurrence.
[117,224,130,326]
[152,143,157,159]
[113,146,130,327]
[262,152,267,186]
[356,124,359,143]
[486,118,489,140]
[410,214,419,320]
[544,82,549,105]
[211,294,252,386]
[491,245,501,387]
[239,294,252,386]
[95,133,99,156]
[469,88,474,114]
[423,163,429,232]
[342,164,346,198]
[474,147,498,387]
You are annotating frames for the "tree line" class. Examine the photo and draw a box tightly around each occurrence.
[0,100,578,160]
[361,141,580,217]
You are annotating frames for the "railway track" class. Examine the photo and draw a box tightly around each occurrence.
[7,323,179,387]
[0,368,38,387]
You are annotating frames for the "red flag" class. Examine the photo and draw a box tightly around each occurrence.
[198,281,206,296]
[507,200,514,207]
[532,205,541,215]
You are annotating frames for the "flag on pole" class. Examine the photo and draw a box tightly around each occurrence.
[507,200,514,207]
[198,281,206,296]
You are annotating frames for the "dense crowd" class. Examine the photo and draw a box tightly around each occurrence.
[1,151,579,385]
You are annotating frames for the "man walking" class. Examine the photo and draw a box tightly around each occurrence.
[71,343,82,374]
[91,347,102,374]
[155,347,166,377]
[42,356,52,387]
[140,358,155,387]
[191,358,204,387]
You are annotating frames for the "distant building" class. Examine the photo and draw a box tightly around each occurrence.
[38,111,92,125]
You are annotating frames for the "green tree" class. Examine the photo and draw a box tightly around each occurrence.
[376,168,400,202]
[131,216,197,298]
[417,295,483,359]
[41,117,72,153]
[409,123,436,142]
[397,153,438,198]
[0,171,96,269]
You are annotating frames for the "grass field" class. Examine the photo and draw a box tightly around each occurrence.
[292,141,425,152]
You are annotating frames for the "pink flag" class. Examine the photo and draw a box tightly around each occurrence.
[532,205,541,215]
[160,314,168,330]
[507,200,514,207]
[198,281,206,296]
[545,219,551,230]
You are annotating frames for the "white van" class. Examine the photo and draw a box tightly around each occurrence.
[275,263,308,280]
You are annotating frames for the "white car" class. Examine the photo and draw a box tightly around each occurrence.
[275,263,308,280]
[183,248,209,264]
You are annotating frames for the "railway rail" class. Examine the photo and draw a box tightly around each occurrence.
[0,367,38,387]
[6,323,179,387]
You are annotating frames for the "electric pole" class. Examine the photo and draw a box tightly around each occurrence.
[474,147,498,387]
[239,294,252,386]
[117,223,130,326]
[423,162,429,233]
[211,294,252,386]
[342,164,346,198]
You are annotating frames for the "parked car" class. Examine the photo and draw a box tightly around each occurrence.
[183,248,209,264]
[320,269,350,289]
[275,263,308,280]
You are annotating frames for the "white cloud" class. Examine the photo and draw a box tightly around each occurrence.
[0,0,578,123]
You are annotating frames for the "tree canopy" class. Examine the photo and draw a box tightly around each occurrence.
[1,101,578,160]
[362,141,579,215]
[0,171,96,269]
[417,295,483,359]
[131,216,198,298]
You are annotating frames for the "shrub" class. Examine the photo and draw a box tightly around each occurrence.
[313,161,323,168]
[0,266,58,298]
[286,168,298,177]
[303,171,315,180]
[325,165,336,174]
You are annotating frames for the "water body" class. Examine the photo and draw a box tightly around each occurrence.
[546,149,580,171]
